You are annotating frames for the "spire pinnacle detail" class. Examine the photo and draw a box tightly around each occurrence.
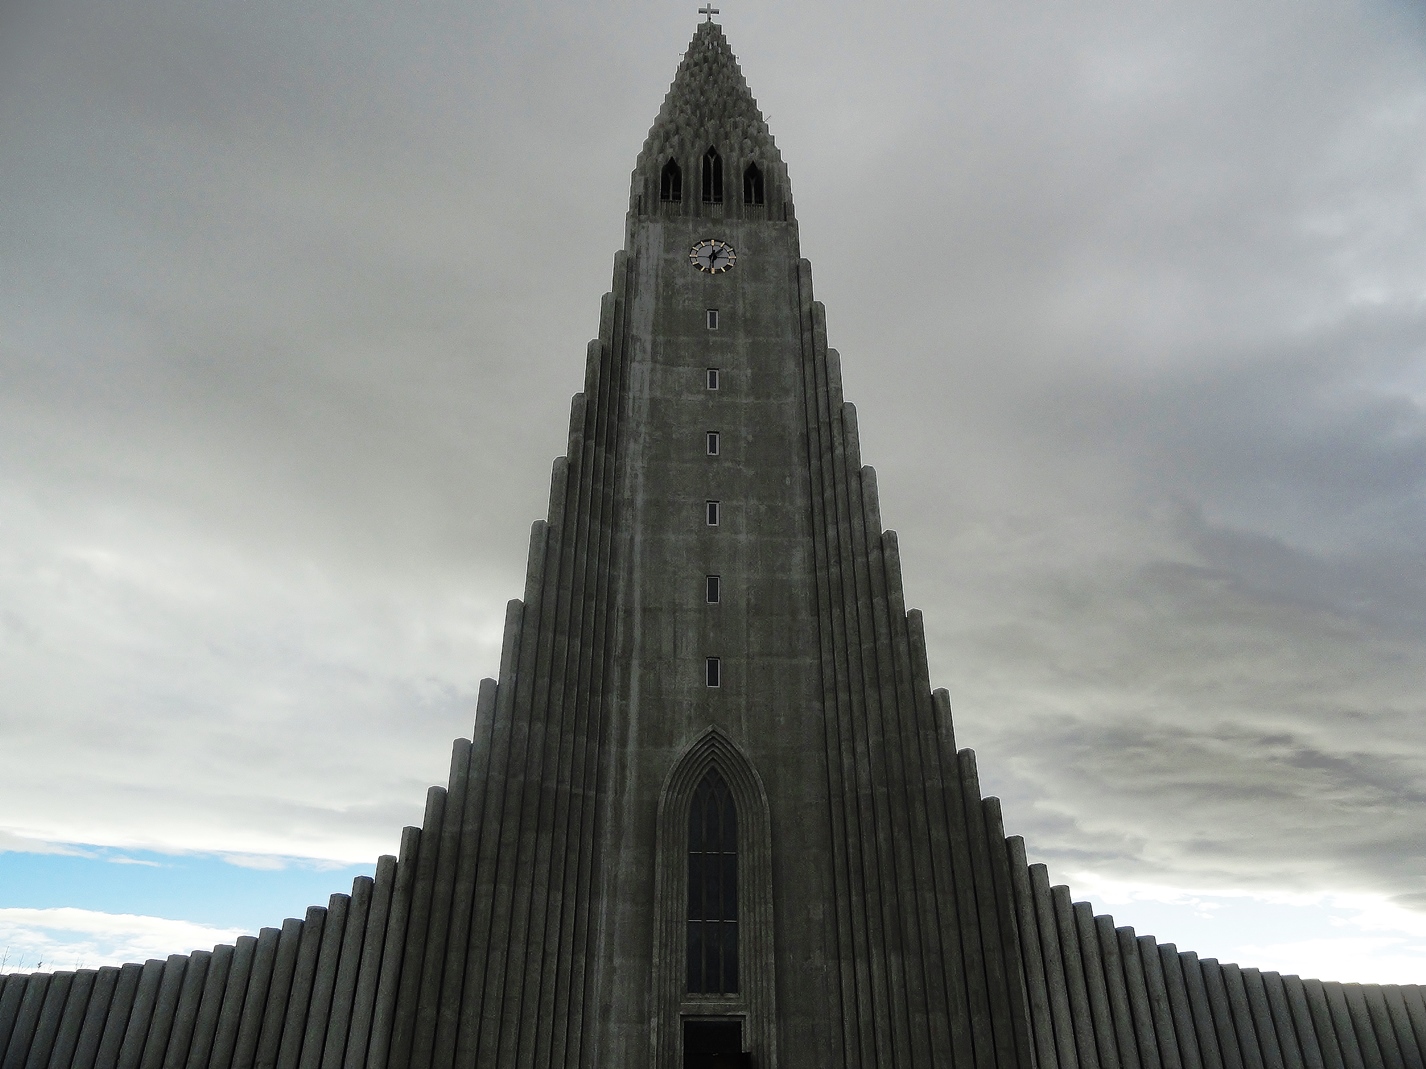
[632,22,788,214]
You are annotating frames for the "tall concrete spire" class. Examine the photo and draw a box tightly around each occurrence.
[2,22,1422,1069]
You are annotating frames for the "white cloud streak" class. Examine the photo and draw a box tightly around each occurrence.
[0,909,243,973]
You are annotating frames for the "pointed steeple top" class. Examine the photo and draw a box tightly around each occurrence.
[631,22,789,214]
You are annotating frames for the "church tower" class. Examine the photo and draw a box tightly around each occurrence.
[3,20,1423,1069]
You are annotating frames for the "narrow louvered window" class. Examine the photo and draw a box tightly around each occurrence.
[687,769,738,992]
[743,162,764,205]
[661,158,683,202]
[702,147,723,203]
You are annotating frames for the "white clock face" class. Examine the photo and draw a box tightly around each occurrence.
[690,239,736,274]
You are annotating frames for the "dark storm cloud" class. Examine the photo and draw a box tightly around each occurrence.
[2,0,1424,928]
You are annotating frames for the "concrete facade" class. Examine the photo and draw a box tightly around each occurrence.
[2,22,1421,1069]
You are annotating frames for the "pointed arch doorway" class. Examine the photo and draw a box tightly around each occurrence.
[652,727,777,1069]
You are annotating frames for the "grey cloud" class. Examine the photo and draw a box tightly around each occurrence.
[1,0,1424,921]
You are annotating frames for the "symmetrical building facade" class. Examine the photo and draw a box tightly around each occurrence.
[2,21,1422,1069]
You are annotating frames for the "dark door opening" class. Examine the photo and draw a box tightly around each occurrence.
[683,1019,751,1069]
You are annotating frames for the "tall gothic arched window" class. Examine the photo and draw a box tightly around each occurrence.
[687,768,737,993]
[742,162,764,205]
[702,147,724,204]
[661,157,683,202]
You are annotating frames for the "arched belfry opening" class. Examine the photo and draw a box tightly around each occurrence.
[742,162,764,206]
[702,146,723,204]
[652,728,775,1069]
[661,157,683,202]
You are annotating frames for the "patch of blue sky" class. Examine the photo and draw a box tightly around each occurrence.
[0,845,374,934]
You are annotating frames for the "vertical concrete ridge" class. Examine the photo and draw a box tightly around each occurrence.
[1031,866,1080,1069]
[469,518,555,1067]
[26,973,74,1069]
[568,252,633,1068]
[73,967,121,1069]
[910,615,979,1069]
[1115,929,1168,1069]
[1199,958,1247,1069]
[1172,949,1222,1069]
[451,598,526,1066]
[1094,917,1146,1069]
[941,749,999,1069]
[983,801,1036,1069]
[1240,971,1285,1068]
[544,337,612,1069]
[827,377,901,1069]
[957,757,1022,1068]
[842,453,921,1068]
[273,908,326,1069]
[1383,987,1422,1069]
[526,380,599,1069]
[182,946,229,1069]
[50,968,98,1069]
[208,937,257,1069]
[94,963,143,1069]
[365,827,420,1069]
[6,973,51,1069]
[1269,978,1304,1067]
[985,852,1426,1069]
[343,856,395,1069]
[136,958,187,1069]
[385,787,446,1069]
[297,897,347,1069]
[1073,902,1121,1069]
[882,535,957,1062]
[522,294,612,1069]
[116,960,165,1069]
[1049,888,1100,1069]
[317,881,367,1069]
[797,259,864,1069]
[406,741,471,1068]
[1340,985,1385,1068]
[252,916,305,1069]
[1009,839,1059,1069]
[160,954,209,1069]
[0,977,22,1064]
[1219,964,1264,1069]
[1304,980,1349,1069]
[428,684,497,1069]
[496,414,582,1069]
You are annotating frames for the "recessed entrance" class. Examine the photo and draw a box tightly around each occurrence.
[683,1018,749,1069]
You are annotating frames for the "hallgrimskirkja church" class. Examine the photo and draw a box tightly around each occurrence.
[2,20,1422,1069]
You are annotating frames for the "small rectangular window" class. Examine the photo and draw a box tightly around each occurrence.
[705,657,721,688]
[706,309,719,329]
[706,368,719,390]
[706,500,720,526]
[706,431,720,456]
[706,575,721,603]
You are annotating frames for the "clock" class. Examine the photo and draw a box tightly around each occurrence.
[690,239,737,274]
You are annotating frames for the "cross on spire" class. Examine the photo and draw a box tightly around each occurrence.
[698,4,719,21]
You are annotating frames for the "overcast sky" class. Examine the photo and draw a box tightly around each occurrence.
[2,0,1424,980]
